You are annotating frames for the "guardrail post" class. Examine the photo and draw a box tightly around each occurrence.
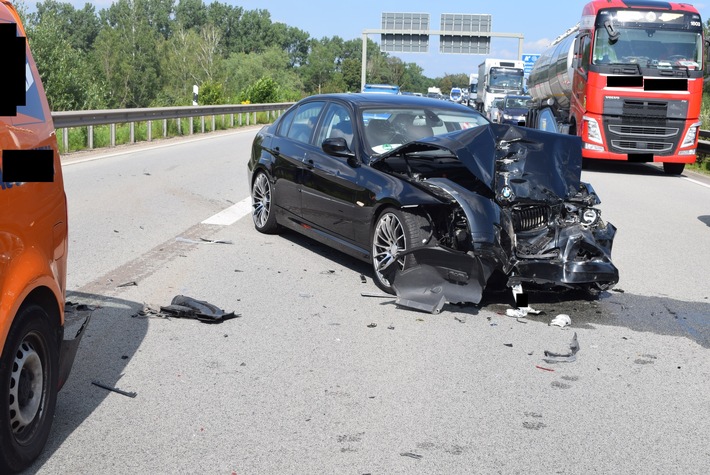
[201,116,205,133]
[88,125,94,150]
[147,120,152,142]
[110,124,116,147]
[130,122,135,143]
[63,128,69,153]
[239,113,242,126]
[163,119,167,137]
[230,113,234,127]
[177,118,181,135]
[253,112,257,124]
[211,115,215,132]
[189,117,193,135]
[246,113,250,126]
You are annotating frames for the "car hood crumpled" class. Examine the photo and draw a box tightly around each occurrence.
[374,123,584,203]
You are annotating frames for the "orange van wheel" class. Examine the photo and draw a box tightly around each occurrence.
[0,305,59,473]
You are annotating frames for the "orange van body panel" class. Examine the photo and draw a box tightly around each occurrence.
[0,1,67,357]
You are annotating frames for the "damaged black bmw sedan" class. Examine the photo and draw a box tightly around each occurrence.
[248,94,618,313]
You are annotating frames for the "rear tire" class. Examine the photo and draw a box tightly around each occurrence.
[663,163,685,175]
[0,305,59,473]
[371,208,430,294]
[251,171,280,234]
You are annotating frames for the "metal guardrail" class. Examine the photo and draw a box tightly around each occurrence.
[51,102,295,153]
[699,129,710,155]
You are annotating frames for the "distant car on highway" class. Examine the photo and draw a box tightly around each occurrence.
[450,87,463,103]
[247,93,618,313]
[499,94,532,126]
[361,84,400,94]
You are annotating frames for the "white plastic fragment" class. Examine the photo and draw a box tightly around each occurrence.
[550,314,571,327]
[505,306,542,318]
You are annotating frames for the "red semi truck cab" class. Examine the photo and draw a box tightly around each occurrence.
[528,0,705,174]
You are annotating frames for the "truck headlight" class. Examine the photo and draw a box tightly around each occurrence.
[681,122,700,148]
[583,116,603,144]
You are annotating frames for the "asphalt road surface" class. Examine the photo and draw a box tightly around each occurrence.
[26,129,710,474]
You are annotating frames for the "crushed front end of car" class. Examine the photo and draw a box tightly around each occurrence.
[376,123,619,313]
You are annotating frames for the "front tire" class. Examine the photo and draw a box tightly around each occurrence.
[251,171,280,234]
[663,163,685,175]
[0,305,59,473]
[371,208,430,294]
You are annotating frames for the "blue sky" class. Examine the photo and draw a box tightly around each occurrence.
[24,0,710,77]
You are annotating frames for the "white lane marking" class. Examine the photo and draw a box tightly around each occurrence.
[683,177,710,189]
[202,197,252,225]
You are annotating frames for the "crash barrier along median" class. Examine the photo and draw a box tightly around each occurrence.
[52,103,295,153]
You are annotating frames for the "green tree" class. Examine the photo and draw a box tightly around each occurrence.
[95,0,162,107]
[26,9,105,110]
[238,76,281,103]
[175,0,206,31]
[30,1,101,53]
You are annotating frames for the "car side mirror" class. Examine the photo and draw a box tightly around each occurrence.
[322,137,357,165]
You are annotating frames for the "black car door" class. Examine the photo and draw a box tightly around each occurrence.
[300,102,364,242]
[270,101,325,218]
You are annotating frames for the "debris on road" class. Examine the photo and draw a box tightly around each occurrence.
[400,452,423,460]
[116,281,138,288]
[175,236,233,245]
[159,295,239,323]
[543,332,580,363]
[360,292,393,298]
[91,380,137,398]
[360,274,367,283]
[535,365,555,372]
[367,323,377,328]
[550,314,572,328]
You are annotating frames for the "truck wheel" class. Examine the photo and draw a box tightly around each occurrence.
[663,163,685,175]
[0,305,59,473]
[371,208,430,294]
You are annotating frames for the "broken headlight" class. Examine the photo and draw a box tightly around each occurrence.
[581,208,599,226]
[562,204,601,226]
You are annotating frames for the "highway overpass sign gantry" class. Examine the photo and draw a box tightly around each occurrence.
[361,12,524,91]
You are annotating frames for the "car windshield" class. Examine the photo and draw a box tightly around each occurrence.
[361,106,487,154]
[505,97,531,108]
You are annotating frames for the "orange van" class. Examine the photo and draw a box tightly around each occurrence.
[0,2,89,471]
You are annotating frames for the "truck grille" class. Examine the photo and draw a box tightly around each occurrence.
[512,205,549,232]
[608,125,679,138]
[611,140,673,152]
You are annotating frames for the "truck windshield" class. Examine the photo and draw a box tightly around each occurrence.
[488,68,523,90]
[593,22,703,69]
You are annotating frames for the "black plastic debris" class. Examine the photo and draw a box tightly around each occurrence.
[543,332,580,363]
[367,323,377,328]
[159,295,239,323]
[92,380,137,398]
[116,281,138,288]
[400,452,423,460]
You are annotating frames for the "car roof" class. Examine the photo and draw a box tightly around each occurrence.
[300,93,475,111]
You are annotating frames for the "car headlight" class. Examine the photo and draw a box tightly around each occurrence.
[681,122,700,148]
[503,114,512,120]
[583,116,603,144]
[581,208,599,226]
